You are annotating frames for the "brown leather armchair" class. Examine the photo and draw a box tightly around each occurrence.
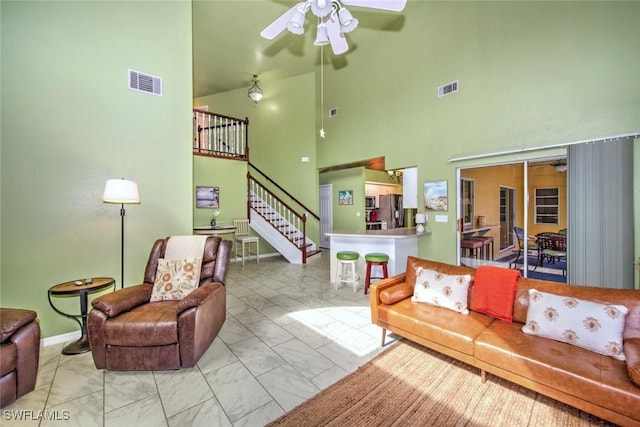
[88,236,231,370]
[0,308,41,408]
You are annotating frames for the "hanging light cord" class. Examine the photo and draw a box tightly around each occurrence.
[320,44,325,138]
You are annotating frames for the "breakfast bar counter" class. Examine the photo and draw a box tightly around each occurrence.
[325,228,430,284]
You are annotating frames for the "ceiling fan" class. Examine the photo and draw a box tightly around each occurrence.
[260,0,407,55]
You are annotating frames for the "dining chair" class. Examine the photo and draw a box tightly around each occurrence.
[510,226,537,269]
[534,232,566,275]
[233,219,259,265]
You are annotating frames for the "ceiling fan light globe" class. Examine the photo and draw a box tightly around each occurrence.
[287,10,306,34]
[338,8,358,33]
[311,0,333,17]
[248,91,263,102]
[313,24,330,46]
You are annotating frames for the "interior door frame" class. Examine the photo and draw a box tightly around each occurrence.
[319,184,333,249]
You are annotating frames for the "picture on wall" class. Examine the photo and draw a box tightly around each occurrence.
[196,186,220,208]
[424,180,448,211]
[338,190,354,205]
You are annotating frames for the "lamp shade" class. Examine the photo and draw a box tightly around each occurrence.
[103,179,140,204]
[415,214,427,224]
[313,24,330,46]
[338,7,359,33]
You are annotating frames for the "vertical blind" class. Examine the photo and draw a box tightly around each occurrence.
[567,138,634,288]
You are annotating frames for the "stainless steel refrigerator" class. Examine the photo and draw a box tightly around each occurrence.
[378,194,405,228]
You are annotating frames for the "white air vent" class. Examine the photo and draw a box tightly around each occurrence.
[437,80,458,98]
[128,69,162,96]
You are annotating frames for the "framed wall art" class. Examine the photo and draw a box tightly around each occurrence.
[338,190,354,205]
[424,180,448,211]
[195,186,220,208]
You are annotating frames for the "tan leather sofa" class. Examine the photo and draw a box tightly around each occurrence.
[370,256,640,426]
[88,236,231,370]
[0,308,41,408]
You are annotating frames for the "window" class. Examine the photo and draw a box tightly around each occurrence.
[535,187,559,224]
[461,178,474,226]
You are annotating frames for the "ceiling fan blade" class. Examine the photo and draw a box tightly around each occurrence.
[341,0,407,12]
[324,16,349,55]
[260,2,305,40]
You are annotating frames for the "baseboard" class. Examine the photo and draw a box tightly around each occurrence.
[42,330,80,347]
[232,251,281,263]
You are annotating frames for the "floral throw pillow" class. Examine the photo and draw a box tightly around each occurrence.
[522,288,628,360]
[412,267,471,314]
[150,258,202,302]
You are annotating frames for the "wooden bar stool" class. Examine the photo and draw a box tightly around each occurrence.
[336,251,360,292]
[473,236,495,260]
[364,252,389,295]
[460,238,483,259]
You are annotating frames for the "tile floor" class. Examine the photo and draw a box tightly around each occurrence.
[4,252,396,427]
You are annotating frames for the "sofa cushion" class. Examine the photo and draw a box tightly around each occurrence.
[150,258,202,302]
[378,298,494,357]
[476,321,640,420]
[412,267,471,314]
[522,289,628,360]
[103,301,179,346]
[380,283,413,305]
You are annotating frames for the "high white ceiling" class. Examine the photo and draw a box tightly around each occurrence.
[192,0,409,98]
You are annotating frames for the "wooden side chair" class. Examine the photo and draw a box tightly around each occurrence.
[233,219,259,265]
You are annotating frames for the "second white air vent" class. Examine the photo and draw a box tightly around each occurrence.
[128,69,162,96]
[437,80,458,98]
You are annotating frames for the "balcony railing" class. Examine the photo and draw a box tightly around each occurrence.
[193,109,248,160]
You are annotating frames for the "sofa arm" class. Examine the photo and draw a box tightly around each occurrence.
[91,284,152,318]
[624,338,640,388]
[177,282,226,367]
[369,273,408,324]
[176,281,220,315]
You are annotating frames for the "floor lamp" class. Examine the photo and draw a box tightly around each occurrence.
[103,179,140,288]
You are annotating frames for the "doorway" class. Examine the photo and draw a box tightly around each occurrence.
[319,184,333,249]
[499,186,516,250]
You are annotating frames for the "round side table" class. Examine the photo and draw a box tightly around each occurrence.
[48,277,115,355]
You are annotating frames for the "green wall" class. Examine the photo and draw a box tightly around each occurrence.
[1,1,193,338]
[316,1,640,263]
[319,168,366,231]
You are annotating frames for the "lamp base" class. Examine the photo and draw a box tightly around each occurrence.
[416,224,425,233]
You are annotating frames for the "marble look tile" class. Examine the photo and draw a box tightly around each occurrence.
[324,307,371,328]
[239,293,276,311]
[272,338,334,379]
[319,321,379,355]
[257,363,319,412]
[218,316,255,345]
[105,394,166,427]
[104,370,157,412]
[268,295,307,311]
[316,340,372,373]
[288,308,335,329]
[2,385,49,427]
[227,284,255,297]
[41,390,102,427]
[225,293,245,309]
[46,353,103,407]
[205,361,272,422]
[251,285,281,299]
[154,368,214,418]
[227,304,266,325]
[167,397,231,427]
[232,399,285,427]
[228,337,285,376]
[283,320,332,350]
[259,305,296,326]
[245,318,294,347]
[197,337,238,375]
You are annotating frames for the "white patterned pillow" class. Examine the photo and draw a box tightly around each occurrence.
[522,289,628,360]
[150,258,202,302]
[412,267,471,314]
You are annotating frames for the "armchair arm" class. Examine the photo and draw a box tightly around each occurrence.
[91,284,152,318]
[176,281,221,315]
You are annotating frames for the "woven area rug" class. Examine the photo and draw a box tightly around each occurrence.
[267,340,613,426]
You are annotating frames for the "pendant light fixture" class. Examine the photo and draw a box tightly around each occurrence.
[247,74,263,105]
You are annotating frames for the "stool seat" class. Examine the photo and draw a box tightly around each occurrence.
[337,251,359,261]
[364,252,389,295]
[364,253,389,263]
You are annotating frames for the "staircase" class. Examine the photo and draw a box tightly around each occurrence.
[248,165,321,264]
[192,109,320,264]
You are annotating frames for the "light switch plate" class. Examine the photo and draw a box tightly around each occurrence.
[435,215,448,222]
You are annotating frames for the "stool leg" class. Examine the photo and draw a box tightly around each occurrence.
[382,263,388,279]
[350,262,358,293]
[335,261,341,290]
[364,262,372,295]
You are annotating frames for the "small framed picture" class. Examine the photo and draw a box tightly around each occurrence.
[196,186,219,208]
[424,180,448,211]
[338,190,354,205]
